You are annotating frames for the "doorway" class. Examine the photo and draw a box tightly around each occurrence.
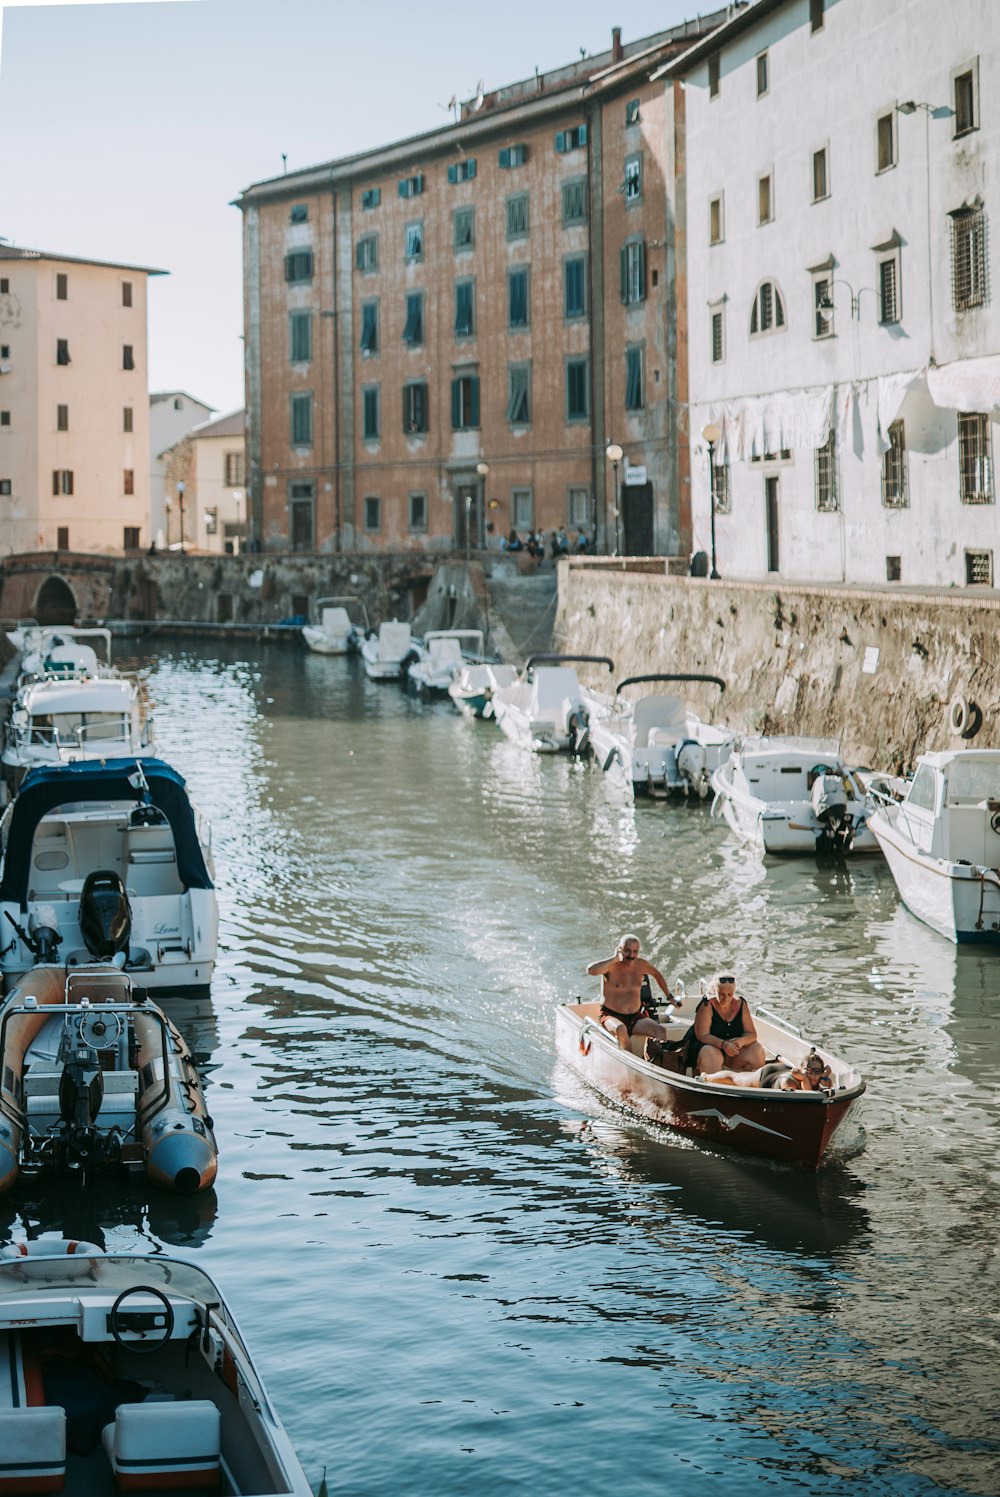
[453,484,482,551]
[290,498,315,551]
[622,482,654,556]
[765,476,780,573]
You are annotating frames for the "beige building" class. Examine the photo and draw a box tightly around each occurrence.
[150,390,214,546]
[162,410,247,554]
[0,246,165,556]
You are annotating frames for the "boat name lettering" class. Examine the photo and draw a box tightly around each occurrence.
[153,922,180,936]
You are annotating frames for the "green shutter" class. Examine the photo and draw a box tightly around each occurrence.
[499,148,510,168]
[579,123,588,146]
[620,247,628,303]
[355,241,364,269]
[468,159,477,179]
[451,379,460,429]
[448,164,458,184]
[638,242,646,301]
[470,377,480,427]
[555,131,565,153]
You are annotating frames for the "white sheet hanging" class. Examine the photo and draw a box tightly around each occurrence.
[926,354,1000,414]
[875,370,922,453]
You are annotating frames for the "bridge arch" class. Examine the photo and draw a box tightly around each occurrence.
[34,575,77,625]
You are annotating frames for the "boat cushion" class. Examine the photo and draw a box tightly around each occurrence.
[102,1399,221,1491]
[0,1406,66,1493]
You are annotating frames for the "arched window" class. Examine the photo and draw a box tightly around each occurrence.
[750,280,786,335]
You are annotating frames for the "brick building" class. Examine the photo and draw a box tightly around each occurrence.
[237,14,729,557]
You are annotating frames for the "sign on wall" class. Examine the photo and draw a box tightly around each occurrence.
[624,464,647,486]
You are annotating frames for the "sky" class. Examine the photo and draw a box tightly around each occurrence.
[0,0,707,415]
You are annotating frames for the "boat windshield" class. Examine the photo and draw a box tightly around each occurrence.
[947,759,1000,804]
[0,1253,229,1322]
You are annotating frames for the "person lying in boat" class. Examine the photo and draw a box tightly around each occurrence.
[587,934,679,1052]
[704,1051,835,1091]
[687,973,767,1076]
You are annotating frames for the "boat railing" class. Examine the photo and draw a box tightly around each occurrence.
[754,1004,803,1039]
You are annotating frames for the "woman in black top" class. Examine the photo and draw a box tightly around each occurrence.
[690,974,767,1076]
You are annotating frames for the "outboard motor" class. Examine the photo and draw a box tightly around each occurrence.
[810,769,851,852]
[30,904,63,964]
[79,871,132,960]
[677,740,710,798]
[56,1025,106,1169]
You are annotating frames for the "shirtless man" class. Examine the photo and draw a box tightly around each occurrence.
[586,934,679,1052]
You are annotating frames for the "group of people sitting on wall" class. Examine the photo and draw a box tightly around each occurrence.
[489,526,589,559]
[586,937,835,1092]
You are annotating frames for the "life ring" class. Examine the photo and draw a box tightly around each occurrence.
[1,1238,101,1259]
[579,1028,593,1056]
[949,695,971,735]
[1,1238,102,1278]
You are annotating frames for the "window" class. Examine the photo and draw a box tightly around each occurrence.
[409,492,427,531]
[881,419,908,507]
[810,0,824,31]
[453,207,475,251]
[204,509,218,537]
[360,189,380,210]
[285,249,313,282]
[620,240,646,305]
[711,461,731,514]
[878,253,900,323]
[289,482,315,549]
[625,346,644,411]
[454,280,475,337]
[709,194,724,245]
[813,273,834,338]
[566,358,589,421]
[0,480,10,496]
[0,280,7,293]
[966,549,993,585]
[56,339,70,365]
[123,407,133,433]
[564,257,586,319]
[758,173,773,225]
[364,496,382,531]
[953,62,979,136]
[173,398,181,410]
[508,267,530,329]
[123,345,134,371]
[555,125,587,153]
[404,222,423,261]
[506,194,529,239]
[507,364,530,425]
[124,526,141,550]
[958,412,993,504]
[57,526,69,551]
[624,156,642,203]
[711,307,725,364]
[52,469,73,495]
[951,204,988,311]
[122,281,132,307]
[876,112,896,173]
[568,488,590,527]
[815,434,838,511]
[750,449,792,464]
[290,392,313,446]
[750,281,786,334]
[813,147,829,202]
[756,51,769,98]
[448,159,477,183]
[886,555,902,582]
[225,452,245,486]
[451,373,480,429]
[56,272,67,300]
[562,180,587,226]
[403,292,424,346]
[289,310,312,362]
[123,469,134,495]
[0,411,8,427]
[355,236,378,272]
[362,385,380,441]
[56,404,68,431]
[403,381,429,434]
[626,98,641,126]
[512,488,533,528]
[290,204,309,224]
[398,174,424,198]
[708,52,720,98]
[498,144,528,168]
[0,346,7,358]
[360,300,379,354]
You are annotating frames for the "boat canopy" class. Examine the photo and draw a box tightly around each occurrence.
[0,758,213,907]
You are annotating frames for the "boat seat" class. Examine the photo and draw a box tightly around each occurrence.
[102,1399,221,1491]
[0,1407,66,1493]
[647,728,680,748]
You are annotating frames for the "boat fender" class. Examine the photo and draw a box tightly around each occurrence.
[568,709,590,757]
[949,695,971,736]
[991,810,1000,835]
[579,1028,593,1056]
[602,747,621,774]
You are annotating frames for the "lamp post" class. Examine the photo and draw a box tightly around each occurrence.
[176,480,186,554]
[897,100,954,366]
[473,460,489,560]
[701,422,722,579]
[605,442,623,556]
[163,497,172,548]
[232,491,243,555]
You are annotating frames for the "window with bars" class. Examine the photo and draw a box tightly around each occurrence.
[404,222,423,261]
[289,310,312,362]
[750,280,785,335]
[451,373,480,429]
[711,462,731,514]
[814,434,838,511]
[709,195,723,245]
[506,365,530,425]
[562,180,587,226]
[881,419,908,507]
[569,488,590,527]
[453,207,475,251]
[506,194,529,238]
[409,492,427,531]
[965,549,993,585]
[876,112,896,172]
[813,274,834,338]
[403,381,429,434]
[564,257,585,319]
[508,268,529,329]
[757,173,773,225]
[879,254,900,323]
[711,308,725,364]
[624,346,644,411]
[620,241,646,305]
[951,204,988,311]
[290,392,313,446]
[813,147,829,202]
[958,412,993,504]
[360,301,379,354]
[403,292,424,346]
[454,281,475,337]
[362,386,380,441]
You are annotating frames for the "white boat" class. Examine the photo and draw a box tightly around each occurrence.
[586,673,731,799]
[2,676,151,790]
[0,758,218,996]
[16,625,113,682]
[360,620,414,681]
[448,662,519,719]
[711,737,877,855]
[0,961,217,1194]
[406,630,484,698]
[0,1238,313,1494]
[301,595,369,655]
[867,749,1000,943]
[491,654,614,753]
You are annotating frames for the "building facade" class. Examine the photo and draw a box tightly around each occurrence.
[162,409,247,554]
[674,0,1000,587]
[0,246,163,556]
[237,16,729,557]
[150,391,214,546]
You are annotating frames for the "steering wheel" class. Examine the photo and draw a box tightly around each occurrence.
[77,1011,124,1050]
[109,1285,175,1354]
[991,810,1000,836]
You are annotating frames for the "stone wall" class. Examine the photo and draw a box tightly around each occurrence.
[555,560,1000,768]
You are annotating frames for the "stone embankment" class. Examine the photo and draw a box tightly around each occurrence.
[554,559,1000,768]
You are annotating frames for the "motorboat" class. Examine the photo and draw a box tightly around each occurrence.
[866,749,1000,943]
[448,662,519,719]
[15,625,114,682]
[360,620,415,681]
[586,673,731,799]
[405,630,484,698]
[710,737,877,856]
[491,654,614,753]
[0,758,217,996]
[0,1237,313,1494]
[0,961,217,1194]
[556,987,865,1170]
[301,595,369,655]
[2,676,152,791]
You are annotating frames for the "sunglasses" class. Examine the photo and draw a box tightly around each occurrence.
[717,976,736,985]
[806,1064,826,1077]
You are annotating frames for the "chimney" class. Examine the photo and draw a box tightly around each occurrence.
[612,26,623,62]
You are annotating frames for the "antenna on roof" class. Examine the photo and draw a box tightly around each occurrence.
[438,95,459,122]
[281,153,288,174]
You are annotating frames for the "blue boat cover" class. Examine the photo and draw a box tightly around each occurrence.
[0,757,213,909]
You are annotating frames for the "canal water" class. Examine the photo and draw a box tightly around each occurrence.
[4,642,998,1496]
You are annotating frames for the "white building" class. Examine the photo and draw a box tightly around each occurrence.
[150,391,213,545]
[161,410,247,554]
[666,0,1000,587]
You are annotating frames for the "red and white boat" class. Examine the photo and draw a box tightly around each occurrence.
[555,990,865,1170]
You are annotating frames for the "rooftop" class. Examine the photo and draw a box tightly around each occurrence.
[0,244,168,276]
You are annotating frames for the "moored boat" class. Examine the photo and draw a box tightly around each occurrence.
[586,673,731,799]
[711,737,877,855]
[360,620,415,681]
[302,595,369,655]
[492,654,613,753]
[448,662,519,718]
[405,629,485,698]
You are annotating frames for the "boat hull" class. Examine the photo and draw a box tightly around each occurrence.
[302,627,350,655]
[712,766,879,856]
[868,810,1000,943]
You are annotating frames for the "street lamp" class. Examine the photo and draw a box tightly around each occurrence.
[473,460,490,560]
[897,99,954,364]
[701,423,722,579]
[176,480,186,554]
[605,443,623,556]
[232,491,243,555]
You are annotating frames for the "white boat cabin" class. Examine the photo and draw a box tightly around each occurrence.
[891,750,1000,864]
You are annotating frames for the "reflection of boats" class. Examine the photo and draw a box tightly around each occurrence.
[711,738,877,855]
[587,673,731,799]
[867,749,1000,943]
[448,661,519,718]
[492,654,613,753]
[556,991,865,1169]
[301,595,369,655]
[0,1239,313,1494]
[0,963,218,1194]
[0,758,217,996]
[405,630,485,698]
[360,620,414,681]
